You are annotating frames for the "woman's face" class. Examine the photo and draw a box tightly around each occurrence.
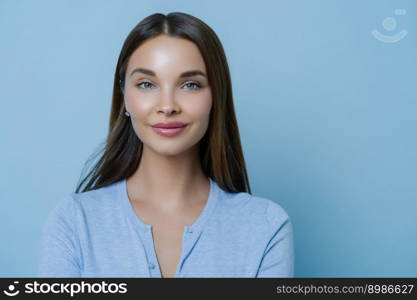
[123,34,212,157]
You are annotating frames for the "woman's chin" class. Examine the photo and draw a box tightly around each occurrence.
[144,143,190,157]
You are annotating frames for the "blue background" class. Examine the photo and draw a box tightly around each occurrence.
[1,0,416,277]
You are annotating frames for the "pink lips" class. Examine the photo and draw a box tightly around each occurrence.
[151,122,188,137]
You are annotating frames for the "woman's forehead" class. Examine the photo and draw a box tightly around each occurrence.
[126,35,206,78]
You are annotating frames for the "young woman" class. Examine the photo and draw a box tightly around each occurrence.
[38,12,294,278]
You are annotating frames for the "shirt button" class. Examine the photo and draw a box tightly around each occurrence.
[187,227,193,233]
[149,262,155,270]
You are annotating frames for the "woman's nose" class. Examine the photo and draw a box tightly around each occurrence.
[158,90,179,115]
[159,106,177,114]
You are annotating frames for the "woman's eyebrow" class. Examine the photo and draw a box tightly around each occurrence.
[129,68,206,78]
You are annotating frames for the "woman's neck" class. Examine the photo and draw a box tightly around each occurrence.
[126,146,208,211]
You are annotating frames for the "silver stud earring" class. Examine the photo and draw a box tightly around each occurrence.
[125,111,130,117]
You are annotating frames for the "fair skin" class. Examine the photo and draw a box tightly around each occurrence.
[122,34,212,277]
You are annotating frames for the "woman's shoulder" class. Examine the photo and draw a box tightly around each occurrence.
[218,188,291,230]
[46,180,122,223]
[73,180,122,210]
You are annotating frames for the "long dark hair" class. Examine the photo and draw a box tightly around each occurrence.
[75,12,251,194]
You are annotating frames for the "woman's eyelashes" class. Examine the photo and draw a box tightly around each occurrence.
[136,80,202,90]
[136,81,154,89]
[183,81,201,90]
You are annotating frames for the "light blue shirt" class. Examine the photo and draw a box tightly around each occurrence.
[37,177,294,277]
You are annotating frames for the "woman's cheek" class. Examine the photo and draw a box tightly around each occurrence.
[197,93,212,121]
[127,96,154,117]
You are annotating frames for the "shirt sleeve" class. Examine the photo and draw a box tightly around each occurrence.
[256,200,295,277]
[37,193,82,277]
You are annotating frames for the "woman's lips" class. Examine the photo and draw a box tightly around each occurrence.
[151,125,187,137]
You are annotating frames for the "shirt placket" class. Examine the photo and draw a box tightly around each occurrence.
[143,225,200,278]
[139,225,160,277]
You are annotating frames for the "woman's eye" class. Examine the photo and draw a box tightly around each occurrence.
[183,81,201,90]
[137,81,154,89]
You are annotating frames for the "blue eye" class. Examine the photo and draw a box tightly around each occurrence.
[183,81,201,90]
[137,81,154,89]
